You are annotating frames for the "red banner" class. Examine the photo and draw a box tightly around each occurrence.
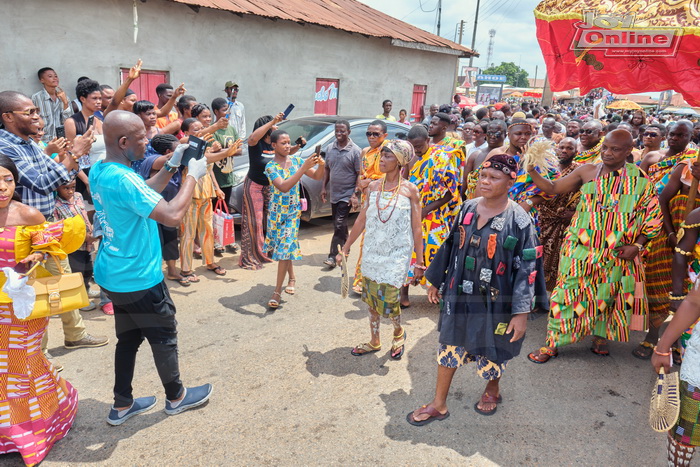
[535,2,700,106]
[314,79,339,115]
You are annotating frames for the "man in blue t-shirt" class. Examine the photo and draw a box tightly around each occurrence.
[91,111,213,426]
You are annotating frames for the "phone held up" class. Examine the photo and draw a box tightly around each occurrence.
[55,126,65,139]
[283,104,295,120]
[87,115,95,129]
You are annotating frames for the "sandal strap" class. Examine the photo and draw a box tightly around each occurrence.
[480,392,500,404]
[639,341,655,349]
[539,346,557,357]
[355,342,381,352]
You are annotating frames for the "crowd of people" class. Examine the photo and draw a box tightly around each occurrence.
[1,55,700,465]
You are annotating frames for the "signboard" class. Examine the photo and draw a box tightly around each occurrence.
[461,66,479,88]
[658,90,673,110]
[476,74,507,83]
[476,85,503,105]
[523,91,543,98]
[314,78,339,115]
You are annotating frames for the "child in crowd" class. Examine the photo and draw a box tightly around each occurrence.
[53,178,101,312]
[264,129,325,308]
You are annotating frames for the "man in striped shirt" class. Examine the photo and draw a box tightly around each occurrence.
[31,67,73,142]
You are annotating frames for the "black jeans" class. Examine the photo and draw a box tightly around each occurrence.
[104,281,183,407]
[329,201,352,258]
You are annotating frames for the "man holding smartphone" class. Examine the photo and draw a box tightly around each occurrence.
[321,120,361,268]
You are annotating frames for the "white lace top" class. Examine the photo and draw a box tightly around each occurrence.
[361,191,413,288]
[682,323,700,386]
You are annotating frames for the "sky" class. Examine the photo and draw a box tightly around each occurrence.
[358,0,547,81]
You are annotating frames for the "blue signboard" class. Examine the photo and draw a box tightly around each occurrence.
[476,74,507,83]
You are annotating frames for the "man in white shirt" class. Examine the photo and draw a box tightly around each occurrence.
[224,81,246,140]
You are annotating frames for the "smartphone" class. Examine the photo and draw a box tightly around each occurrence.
[180,135,207,167]
[55,126,65,139]
[314,144,322,157]
[283,104,295,120]
[225,101,234,120]
[87,115,95,129]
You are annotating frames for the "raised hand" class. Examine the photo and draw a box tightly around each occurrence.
[128,59,143,80]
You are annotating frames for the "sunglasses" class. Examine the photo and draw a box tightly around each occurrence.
[486,131,503,138]
[366,131,382,138]
[580,128,598,135]
[643,132,660,137]
[4,107,40,116]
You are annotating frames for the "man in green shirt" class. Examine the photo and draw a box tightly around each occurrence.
[211,98,243,254]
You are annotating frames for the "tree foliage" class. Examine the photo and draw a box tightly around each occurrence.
[480,62,529,87]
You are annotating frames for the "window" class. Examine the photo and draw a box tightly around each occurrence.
[314,79,339,115]
[119,69,169,104]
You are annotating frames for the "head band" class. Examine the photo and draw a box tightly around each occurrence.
[481,153,518,179]
[383,140,414,166]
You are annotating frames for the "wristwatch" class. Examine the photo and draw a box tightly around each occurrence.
[164,161,178,173]
[524,199,534,207]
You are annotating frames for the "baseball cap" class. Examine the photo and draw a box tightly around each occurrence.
[224,81,238,89]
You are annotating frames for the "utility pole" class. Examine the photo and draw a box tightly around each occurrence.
[533,65,538,89]
[458,19,465,44]
[468,0,481,67]
[437,0,442,36]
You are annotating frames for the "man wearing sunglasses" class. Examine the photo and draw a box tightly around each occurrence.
[351,120,388,293]
[574,120,604,164]
[0,91,108,364]
[632,123,666,163]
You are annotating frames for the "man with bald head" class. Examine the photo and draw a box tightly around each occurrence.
[574,120,604,163]
[422,104,439,126]
[541,117,557,140]
[634,120,698,359]
[92,111,213,425]
[525,129,662,363]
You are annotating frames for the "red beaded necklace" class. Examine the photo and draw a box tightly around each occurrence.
[376,176,402,223]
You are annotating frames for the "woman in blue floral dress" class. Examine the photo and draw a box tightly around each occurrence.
[264,130,325,308]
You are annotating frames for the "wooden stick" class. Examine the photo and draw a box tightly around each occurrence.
[685,152,700,218]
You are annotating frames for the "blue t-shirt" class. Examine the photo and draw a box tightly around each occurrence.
[89,160,164,293]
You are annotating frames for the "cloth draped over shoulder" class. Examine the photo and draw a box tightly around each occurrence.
[0,216,86,303]
[425,198,547,364]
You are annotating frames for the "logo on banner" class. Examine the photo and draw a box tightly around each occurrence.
[571,10,681,57]
[315,83,338,102]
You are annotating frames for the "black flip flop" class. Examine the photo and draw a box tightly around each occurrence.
[168,276,191,287]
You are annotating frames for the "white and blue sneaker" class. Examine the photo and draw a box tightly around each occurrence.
[164,384,213,415]
[107,396,157,426]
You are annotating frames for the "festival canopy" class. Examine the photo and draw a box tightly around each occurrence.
[606,99,642,110]
[534,1,700,106]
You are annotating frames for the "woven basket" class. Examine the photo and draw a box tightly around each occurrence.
[649,367,681,433]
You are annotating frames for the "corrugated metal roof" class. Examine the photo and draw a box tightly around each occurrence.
[168,0,476,56]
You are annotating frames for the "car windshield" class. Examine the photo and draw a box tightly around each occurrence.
[277,119,333,148]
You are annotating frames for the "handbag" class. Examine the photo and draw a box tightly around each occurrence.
[213,199,235,247]
[18,253,89,321]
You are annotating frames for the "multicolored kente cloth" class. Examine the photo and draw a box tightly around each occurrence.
[546,163,663,347]
[264,156,302,260]
[436,135,467,179]
[672,381,700,446]
[537,162,581,290]
[573,138,604,164]
[0,217,85,466]
[644,149,698,328]
[508,153,560,230]
[406,146,459,283]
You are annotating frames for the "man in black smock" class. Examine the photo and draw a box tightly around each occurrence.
[407,154,546,424]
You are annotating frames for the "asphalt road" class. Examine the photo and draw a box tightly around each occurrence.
[1,217,685,466]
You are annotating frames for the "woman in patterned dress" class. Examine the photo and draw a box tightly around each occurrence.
[0,155,85,466]
[264,130,325,308]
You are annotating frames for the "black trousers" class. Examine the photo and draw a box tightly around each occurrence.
[329,201,351,258]
[158,224,179,261]
[68,250,92,290]
[104,281,183,407]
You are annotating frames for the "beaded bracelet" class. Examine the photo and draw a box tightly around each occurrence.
[674,246,694,257]
[669,293,687,301]
[654,347,671,357]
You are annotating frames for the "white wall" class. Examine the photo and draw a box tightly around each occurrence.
[3,0,459,133]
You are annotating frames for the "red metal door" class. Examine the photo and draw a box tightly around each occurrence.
[119,69,168,104]
[411,85,427,122]
[314,79,339,115]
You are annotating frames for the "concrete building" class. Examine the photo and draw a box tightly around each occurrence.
[4,0,475,132]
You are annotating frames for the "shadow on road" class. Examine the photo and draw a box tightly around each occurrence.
[303,344,390,377]
[47,398,168,464]
[218,283,278,318]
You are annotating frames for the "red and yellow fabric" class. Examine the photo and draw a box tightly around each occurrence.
[0,216,85,466]
[535,1,700,106]
[436,136,467,189]
[156,109,179,129]
[406,146,460,284]
[642,149,698,327]
[545,163,662,348]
